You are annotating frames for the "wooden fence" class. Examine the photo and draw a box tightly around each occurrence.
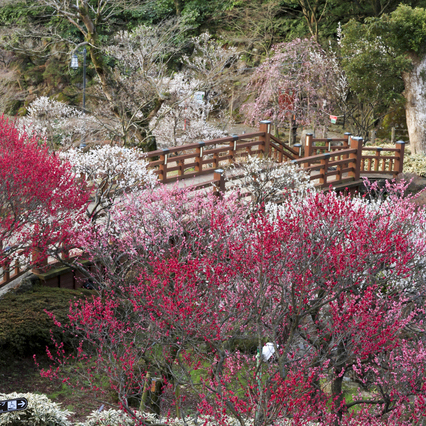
[0,247,84,290]
[292,133,405,190]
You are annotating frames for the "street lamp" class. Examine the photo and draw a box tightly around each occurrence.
[71,47,87,148]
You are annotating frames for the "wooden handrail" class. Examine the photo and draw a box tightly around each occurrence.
[269,134,299,157]
[294,148,357,165]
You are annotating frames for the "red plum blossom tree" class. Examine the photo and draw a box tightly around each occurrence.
[43,177,426,425]
[0,117,89,279]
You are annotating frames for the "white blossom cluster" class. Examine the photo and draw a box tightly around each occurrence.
[227,156,315,208]
[0,394,311,426]
[150,73,226,148]
[0,392,72,426]
[181,32,239,80]
[76,408,299,426]
[75,408,136,426]
[18,97,96,148]
[60,145,157,190]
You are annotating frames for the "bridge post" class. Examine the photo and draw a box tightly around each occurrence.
[304,133,314,158]
[213,169,225,198]
[259,121,271,158]
[3,259,10,283]
[304,133,314,169]
[294,143,302,159]
[196,141,205,173]
[14,259,20,276]
[159,148,169,183]
[229,135,238,163]
[343,132,351,160]
[319,153,331,187]
[374,148,383,172]
[349,137,363,181]
[394,141,405,177]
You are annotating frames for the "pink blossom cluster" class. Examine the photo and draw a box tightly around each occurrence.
[244,38,342,129]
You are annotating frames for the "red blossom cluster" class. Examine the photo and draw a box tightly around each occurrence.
[0,117,89,275]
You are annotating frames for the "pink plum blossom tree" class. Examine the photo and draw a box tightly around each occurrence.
[244,38,342,137]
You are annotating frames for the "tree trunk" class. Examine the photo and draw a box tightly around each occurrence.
[331,372,344,425]
[402,54,426,154]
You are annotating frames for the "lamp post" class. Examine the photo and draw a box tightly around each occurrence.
[71,47,87,148]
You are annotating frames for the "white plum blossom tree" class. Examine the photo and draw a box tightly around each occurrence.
[226,156,315,209]
[182,32,241,111]
[96,21,191,149]
[60,145,157,221]
[19,97,98,148]
[150,73,226,148]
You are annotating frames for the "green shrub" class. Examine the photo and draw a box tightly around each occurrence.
[0,286,91,359]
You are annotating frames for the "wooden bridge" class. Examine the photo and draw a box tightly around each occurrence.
[145,120,405,194]
[0,120,406,290]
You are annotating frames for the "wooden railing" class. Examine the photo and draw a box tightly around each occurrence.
[179,133,405,193]
[293,136,363,189]
[360,146,405,176]
[0,247,80,288]
[304,132,351,157]
[144,121,299,184]
[301,133,405,187]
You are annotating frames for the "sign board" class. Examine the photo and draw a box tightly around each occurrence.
[330,115,338,124]
[0,398,28,414]
[194,91,205,104]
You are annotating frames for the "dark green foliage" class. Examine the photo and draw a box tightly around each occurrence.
[341,4,426,118]
[388,4,426,55]
[0,286,91,360]
[42,57,69,88]
[377,104,408,139]
[0,1,49,27]
[341,18,408,106]
[5,99,22,116]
